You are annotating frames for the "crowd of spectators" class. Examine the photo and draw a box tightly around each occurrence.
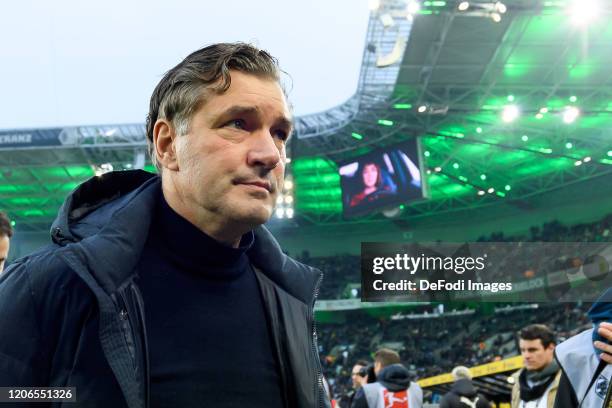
[318,302,592,401]
[300,213,612,300]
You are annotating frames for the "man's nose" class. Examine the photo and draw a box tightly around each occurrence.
[246,130,282,170]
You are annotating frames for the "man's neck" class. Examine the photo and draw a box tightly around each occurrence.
[161,183,245,248]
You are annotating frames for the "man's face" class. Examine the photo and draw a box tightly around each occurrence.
[362,164,378,188]
[164,71,291,232]
[0,234,9,273]
[351,364,367,389]
[520,338,554,371]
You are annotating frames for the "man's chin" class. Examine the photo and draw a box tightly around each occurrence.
[231,205,273,226]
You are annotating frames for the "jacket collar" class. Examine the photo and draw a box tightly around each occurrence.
[51,170,320,304]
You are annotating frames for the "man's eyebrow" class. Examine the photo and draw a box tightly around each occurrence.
[218,105,260,119]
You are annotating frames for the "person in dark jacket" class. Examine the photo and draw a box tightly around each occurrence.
[439,366,490,408]
[0,43,329,408]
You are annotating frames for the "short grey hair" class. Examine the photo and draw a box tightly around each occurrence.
[145,42,282,172]
[452,366,472,381]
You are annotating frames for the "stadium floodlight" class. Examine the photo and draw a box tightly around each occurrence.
[507,94,515,102]
[275,208,285,218]
[276,196,284,204]
[458,1,469,11]
[539,107,549,114]
[568,0,599,26]
[284,180,294,190]
[407,0,421,14]
[284,196,293,204]
[424,150,431,157]
[491,12,502,22]
[10,220,15,227]
[285,157,292,163]
[569,95,577,103]
[562,106,580,124]
[418,105,427,113]
[369,0,381,11]
[480,174,487,180]
[583,156,592,163]
[476,127,482,133]
[574,160,583,166]
[521,135,528,141]
[608,151,612,157]
[495,1,507,13]
[502,105,519,122]
[566,142,573,149]
[478,190,485,196]
[286,208,294,219]
[535,113,544,119]
[434,166,442,172]
[453,163,460,169]
[488,187,495,194]
[505,185,511,191]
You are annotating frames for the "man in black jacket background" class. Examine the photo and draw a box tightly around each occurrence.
[439,366,490,408]
[0,43,329,408]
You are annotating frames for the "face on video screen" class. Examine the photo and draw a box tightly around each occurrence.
[339,139,425,217]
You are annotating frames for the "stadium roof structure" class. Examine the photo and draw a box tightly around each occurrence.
[1,0,612,231]
[292,0,612,225]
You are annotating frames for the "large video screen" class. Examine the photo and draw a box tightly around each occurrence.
[339,138,426,217]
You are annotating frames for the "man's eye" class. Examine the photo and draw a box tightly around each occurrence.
[274,129,289,141]
[226,119,246,129]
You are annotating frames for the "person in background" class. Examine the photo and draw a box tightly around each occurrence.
[338,360,370,408]
[439,366,491,408]
[554,288,612,407]
[0,211,12,274]
[352,348,423,408]
[511,324,561,408]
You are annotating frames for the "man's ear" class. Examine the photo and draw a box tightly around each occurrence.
[153,119,179,171]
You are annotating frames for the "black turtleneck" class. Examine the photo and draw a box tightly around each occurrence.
[137,193,284,408]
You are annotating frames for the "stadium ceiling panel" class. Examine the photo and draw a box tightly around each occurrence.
[1,0,612,230]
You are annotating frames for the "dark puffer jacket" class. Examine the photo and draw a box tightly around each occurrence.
[439,379,491,408]
[0,170,330,408]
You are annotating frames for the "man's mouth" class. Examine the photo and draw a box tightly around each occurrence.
[236,180,273,193]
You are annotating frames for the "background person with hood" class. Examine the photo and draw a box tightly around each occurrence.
[351,348,423,408]
[439,366,491,408]
[511,324,561,408]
